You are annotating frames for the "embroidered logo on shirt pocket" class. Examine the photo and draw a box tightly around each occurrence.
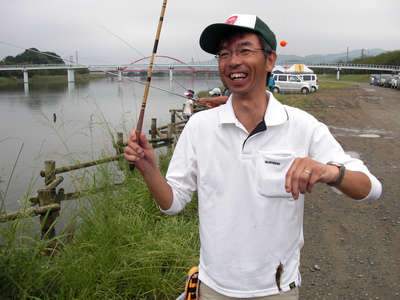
[255,150,295,198]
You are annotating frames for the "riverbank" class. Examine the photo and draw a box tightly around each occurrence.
[0,73,108,84]
[1,77,398,299]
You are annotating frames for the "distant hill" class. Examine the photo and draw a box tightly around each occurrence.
[197,48,392,65]
[276,48,387,64]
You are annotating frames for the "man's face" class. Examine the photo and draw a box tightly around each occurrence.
[218,32,275,97]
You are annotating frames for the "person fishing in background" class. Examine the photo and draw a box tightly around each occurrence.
[125,13,382,299]
[196,87,229,107]
[183,89,194,120]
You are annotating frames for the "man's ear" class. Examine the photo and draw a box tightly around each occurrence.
[266,51,277,72]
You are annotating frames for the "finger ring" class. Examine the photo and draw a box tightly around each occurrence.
[303,169,311,175]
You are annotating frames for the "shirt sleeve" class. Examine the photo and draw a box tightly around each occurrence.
[307,120,382,202]
[161,118,198,215]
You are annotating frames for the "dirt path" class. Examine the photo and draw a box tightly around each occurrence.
[298,83,400,299]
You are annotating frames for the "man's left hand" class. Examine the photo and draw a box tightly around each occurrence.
[285,157,340,200]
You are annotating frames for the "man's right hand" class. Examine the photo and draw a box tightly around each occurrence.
[195,97,207,106]
[125,130,158,173]
[125,130,174,211]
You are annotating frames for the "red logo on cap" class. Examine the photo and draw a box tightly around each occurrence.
[225,16,238,24]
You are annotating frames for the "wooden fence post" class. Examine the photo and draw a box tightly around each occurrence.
[167,124,173,150]
[38,189,58,239]
[170,109,176,124]
[44,160,56,187]
[116,132,124,154]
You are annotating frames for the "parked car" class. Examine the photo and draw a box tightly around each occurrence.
[297,74,318,92]
[370,74,380,85]
[379,74,393,87]
[391,75,398,89]
[398,74,400,90]
[373,75,381,86]
[272,74,311,94]
[384,76,394,88]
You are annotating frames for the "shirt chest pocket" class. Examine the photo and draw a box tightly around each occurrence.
[254,150,295,198]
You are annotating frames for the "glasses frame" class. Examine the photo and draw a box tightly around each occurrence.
[215,47,264,61]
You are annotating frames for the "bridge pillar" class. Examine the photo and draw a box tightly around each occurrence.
[169,66,174,82]
[23,70,29,84]
[336,67,341,80]
[24,83,29,95]
[117,67,122,82]
[67,68,75,83]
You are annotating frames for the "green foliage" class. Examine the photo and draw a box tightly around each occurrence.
[0,226,64,300]
[0,155,200,299]
[349,50,400,66]
[311,50,400,75]
[60,172,199,299]
[2,48,64,65]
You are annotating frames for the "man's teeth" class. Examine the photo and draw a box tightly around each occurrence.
[230,73,247,80]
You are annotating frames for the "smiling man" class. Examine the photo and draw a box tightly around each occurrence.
[125,14,382,299]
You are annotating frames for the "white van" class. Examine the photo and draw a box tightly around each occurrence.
[297,74,318,92]
[272,74,311,94]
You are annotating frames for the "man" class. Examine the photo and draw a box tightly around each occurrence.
[125,14,382,299]
[268,75,275,91]
[196,87,229,108]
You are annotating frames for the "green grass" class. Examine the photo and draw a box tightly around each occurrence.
[0,92,199,299]
[1,156,200,299]
[59,163,200,299]
[318,74,370,84]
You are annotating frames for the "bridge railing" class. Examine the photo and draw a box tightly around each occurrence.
[276,62,400,71]
[0,64,68,70]
[1,62,399,72]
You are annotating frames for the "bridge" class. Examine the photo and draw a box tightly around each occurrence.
[1,59,399,84]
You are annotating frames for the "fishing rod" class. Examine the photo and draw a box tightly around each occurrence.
[129,0,168,171]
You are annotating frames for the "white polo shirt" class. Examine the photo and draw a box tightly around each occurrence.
[163,91,382,297]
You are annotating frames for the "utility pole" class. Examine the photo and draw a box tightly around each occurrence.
[76,51,78,65]
[347,47,349,62]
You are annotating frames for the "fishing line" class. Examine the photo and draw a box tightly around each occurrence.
[129,0,168,171]
[90,19,193,94]
[281,0,294,106]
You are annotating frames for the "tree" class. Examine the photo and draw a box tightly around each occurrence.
[2,48,65,65]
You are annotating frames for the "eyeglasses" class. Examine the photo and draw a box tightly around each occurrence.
[215,47,264,61]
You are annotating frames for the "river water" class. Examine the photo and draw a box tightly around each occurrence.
[0,75,223,212]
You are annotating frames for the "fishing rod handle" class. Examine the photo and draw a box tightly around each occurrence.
[129,129,142,172]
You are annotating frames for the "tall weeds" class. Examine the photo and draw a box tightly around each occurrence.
[0,78,200,298]
[1,155,200,299]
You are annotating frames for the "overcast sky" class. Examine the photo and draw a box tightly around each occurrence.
[1,0,399,66]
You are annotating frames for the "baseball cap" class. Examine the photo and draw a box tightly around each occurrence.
[209,88,222,95]
[199,14,277,55]
[184,90,194,96]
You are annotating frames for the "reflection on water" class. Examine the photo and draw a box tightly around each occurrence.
[0,75,223,211]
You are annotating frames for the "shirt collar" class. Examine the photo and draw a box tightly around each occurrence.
[218,91,289,127]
